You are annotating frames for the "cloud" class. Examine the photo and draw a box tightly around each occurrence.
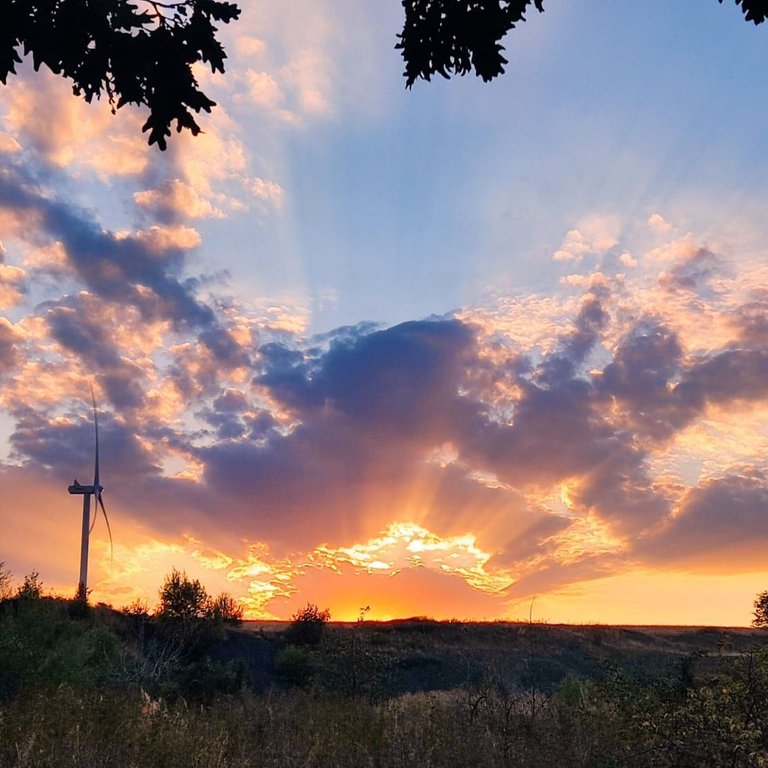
[658,244,721,293]
[0,66,148,176]
[647,213,671,233]
[641,469,768,569]
[2,189,768,618]
[0,166,214,329]
[553,216,621,262]
[134,180,224,221]
[0,262,25,309]
[0,317,24,372]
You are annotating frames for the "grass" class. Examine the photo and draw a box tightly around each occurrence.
[3,597,768,767]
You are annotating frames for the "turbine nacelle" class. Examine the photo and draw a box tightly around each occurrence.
[68,480,103,495]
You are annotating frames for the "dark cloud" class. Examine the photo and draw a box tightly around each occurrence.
[505,553,625,599]
[681,347,768,406]
[199,327,251,368]
[10,405,159,484]
[260,319,480,440]
[537,290,609,386]
[43,298,147,410]
[658,245,721,293]
[4,257,768,598]
[597,321,695,442]
[640,470,768,568]
[573,446,671,534]
[0,166,213,329]
[490,514,571,565]
[213,389,249,413]
[730,291,768,344]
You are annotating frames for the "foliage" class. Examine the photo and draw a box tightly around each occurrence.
[156,568,242,625]
[398,1,768,88]
[398,0,544,87]
[157,567,210,620]
[724,0,768,24]
[0,562,11,600]
[16,570,43,600]
[7,658,768,768]
[275,645,315,688]
[1,1,765,151]
[3,594,768,765]
[753,590,768,627]
[1,0,241,149]
[0,596,120,698]
[123,597,151,620]
[285,602,331,646]
[208,592,244,625]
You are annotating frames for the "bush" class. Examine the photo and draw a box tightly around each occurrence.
[0,562,11,600]
[16,571,43,600]
[157,568,209,621]
[209,592,244,625]
[285,603,330,646]
[753,591,768,627]
[275,645,315,688]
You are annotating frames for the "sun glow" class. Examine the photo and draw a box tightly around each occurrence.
[312,521,513,594]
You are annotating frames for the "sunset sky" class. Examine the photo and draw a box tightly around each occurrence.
[2,0,768,625]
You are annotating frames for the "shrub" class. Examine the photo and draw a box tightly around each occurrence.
[0,562,11,600]
[16,571,43,600]
[285,603,330,646]
[275,645,315,688]
[753,590,768,627]
[157,568,209,621]
[209,592,244,625]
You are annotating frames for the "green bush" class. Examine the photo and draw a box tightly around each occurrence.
[275,645,315,688]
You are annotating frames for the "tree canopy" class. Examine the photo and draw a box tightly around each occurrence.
[397,0,768,88]
[1,0,240,150]
[0,0,766,149]
[753,590,768,627]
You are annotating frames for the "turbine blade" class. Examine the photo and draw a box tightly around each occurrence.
[91,384,100,491]
[98,493,114,566]
[88,494,97,534]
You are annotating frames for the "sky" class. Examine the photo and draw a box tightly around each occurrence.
[1,0,768,625]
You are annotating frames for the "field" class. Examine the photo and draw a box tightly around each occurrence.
[3,598,768,767]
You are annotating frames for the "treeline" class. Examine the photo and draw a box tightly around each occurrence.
[0,565,252,700]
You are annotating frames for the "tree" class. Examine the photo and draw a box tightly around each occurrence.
[753,590,768,627]
[208,592,244,625]
[0,1,765,149]
[0,562,11,600]
[16,570,43,600]
[157,567,209,620]
[1,0,241,149]
[156,568,243,624]
[398,0,768,88]
[285,602,331,646]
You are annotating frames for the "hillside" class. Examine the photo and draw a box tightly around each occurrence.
[4,599,768,766]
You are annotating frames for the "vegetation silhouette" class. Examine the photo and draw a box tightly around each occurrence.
[753,590,768,627]
[3,570,768,764]
[0,0,241,149]
[1,1,766,149]
[398,0,768,87]
[285,602,331,646]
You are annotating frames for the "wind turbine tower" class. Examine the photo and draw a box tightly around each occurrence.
[68,387,113,600]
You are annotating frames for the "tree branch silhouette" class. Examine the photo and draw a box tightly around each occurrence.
[1,1,766,149]
[0,0,240,150]
[397,0,768,87]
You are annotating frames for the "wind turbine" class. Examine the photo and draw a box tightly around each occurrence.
[68,386,113,600]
